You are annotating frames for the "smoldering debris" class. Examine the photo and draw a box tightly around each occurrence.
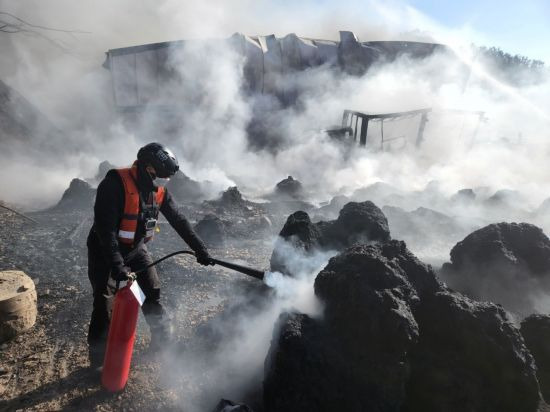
[272,176,304,201]
[5,167,550,411]
[0,79,64,153]
[270,200,390,276]
[194,214,227,247]
[521,315,550,404]
[50,178,96,212]
[93,160,116,183]
[441,222,550,316]
[205,187,259,217]
[212,399,254,412]
[166,170,211,204]
[2,10,550,410]
[264,240,542,412]
[382,205,476,266]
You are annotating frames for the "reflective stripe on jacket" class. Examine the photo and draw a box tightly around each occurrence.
[116,165,165,246]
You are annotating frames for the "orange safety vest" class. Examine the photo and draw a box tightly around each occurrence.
[116,165,165,246]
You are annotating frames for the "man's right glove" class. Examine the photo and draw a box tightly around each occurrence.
[112,265,132,281]
[195,249,214,266]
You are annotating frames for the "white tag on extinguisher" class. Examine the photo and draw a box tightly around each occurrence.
[129,281,146,306]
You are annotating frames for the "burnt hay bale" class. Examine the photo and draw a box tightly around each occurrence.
[441,222,550,315]
[194,214,226,247]
[269,211,322,276]
[264,241,542,412]
[95,160,116,181]
[521,314,550,404]
[166,170,204,203]
[269,201,390,276]
[404,290,540,411]
[322,201,390,248]
[265,242,432,412]
[51,178,96,212]
[274,176,304,200]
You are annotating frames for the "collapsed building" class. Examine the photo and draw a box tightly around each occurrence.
[102,31,487,150]
[102,31,470,148]
[103,31,446,109]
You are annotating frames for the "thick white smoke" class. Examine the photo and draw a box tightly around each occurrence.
[2,1,550,408]
[159,241,335,411]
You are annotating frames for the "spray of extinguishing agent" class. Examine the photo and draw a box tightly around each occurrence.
[101,250,264,392]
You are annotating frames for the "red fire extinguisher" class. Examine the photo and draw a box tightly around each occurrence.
[101,278,144,392]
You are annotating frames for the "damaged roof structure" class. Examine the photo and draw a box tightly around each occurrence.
[102,31,487,151]
[103,31,446,109]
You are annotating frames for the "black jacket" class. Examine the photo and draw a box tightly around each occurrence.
[88,167,208,271]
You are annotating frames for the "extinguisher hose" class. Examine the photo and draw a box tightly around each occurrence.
[131,250,265,280]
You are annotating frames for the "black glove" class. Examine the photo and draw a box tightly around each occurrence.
[112,265,131,281]
[195,249,214,266]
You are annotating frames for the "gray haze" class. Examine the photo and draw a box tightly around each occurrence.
[2,1,550,408]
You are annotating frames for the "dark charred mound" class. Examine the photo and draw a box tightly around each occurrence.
[321,201,391,249]
[485,189,522,208]
[351,181,401,204]
[270,211,323,275]
[205,187,263,217]
[276,211,322,252]
[266,242,424,412]
[264,242,542,412]
[270,201,390,275]
[263,177,314,217]
[212,399,254,412]
[382,205,473,263]
[96,160,116,181]
[315,195,349,219]
[194,214,226,247]
[50,178,96,212]
[166,170,205,203]
[483,189,531,218]
[261,199,315,217]
[521,315,550,404]
[383,205,463,236]
[0,79,63,153]
[404,290,540,411]
[538,198,550,216]
[273,176,304,200]
[450,188,476,203]
[441,222,550,315]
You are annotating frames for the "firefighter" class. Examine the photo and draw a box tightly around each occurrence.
[86,142,213,370]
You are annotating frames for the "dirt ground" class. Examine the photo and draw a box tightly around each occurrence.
[0,207,273,411]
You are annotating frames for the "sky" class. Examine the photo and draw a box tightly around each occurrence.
[404,0,550,62]
[1,0,549,64]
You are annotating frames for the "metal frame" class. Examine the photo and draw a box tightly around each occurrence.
[341,108,486,149]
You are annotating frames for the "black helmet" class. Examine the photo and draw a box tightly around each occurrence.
[137,142,179,178]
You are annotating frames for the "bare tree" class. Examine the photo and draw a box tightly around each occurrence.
[0,11,90,51]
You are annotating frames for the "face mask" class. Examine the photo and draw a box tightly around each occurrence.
[155,177,170,187]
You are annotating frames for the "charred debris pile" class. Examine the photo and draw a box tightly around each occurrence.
[10,163,550,410]
[258,202,550,411]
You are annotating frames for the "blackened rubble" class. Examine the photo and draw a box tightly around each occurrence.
[194,214,227,247]
[50,178,96,212]
[521,315,550,404]
[315,195,349,219]
[273,176,304,200]
[166,170,206,203]
[95,160,116,182]
[204,187,259,217]
[270,201,390,276]
[200,186,278,241]
[265,240,543,412]
[263,177,314,217]
[450,188,477,203]
[441,222,550,315]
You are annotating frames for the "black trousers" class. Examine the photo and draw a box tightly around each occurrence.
[87,235,169,367]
